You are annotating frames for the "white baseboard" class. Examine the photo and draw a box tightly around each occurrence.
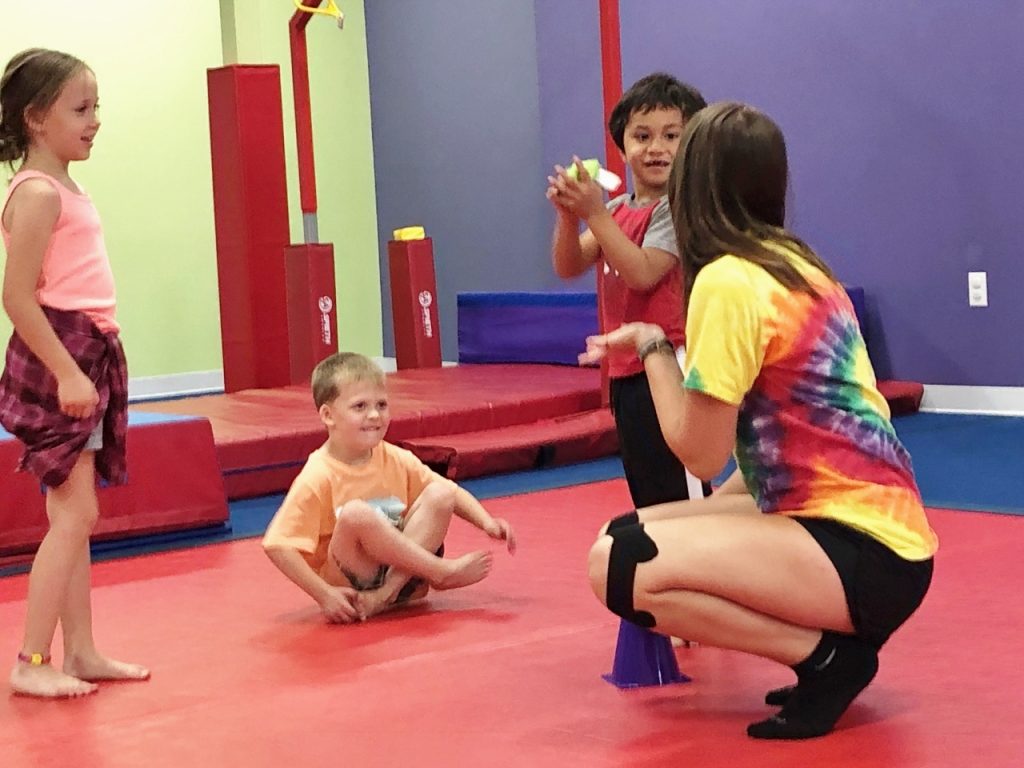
[372,356,458,372]
[128,368,1023,417]
[128,370,224,402]
[127,360,458,402]
[920,385,1024,416]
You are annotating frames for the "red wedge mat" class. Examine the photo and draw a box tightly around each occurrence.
[0,415,227,562]
[396,408,618,479]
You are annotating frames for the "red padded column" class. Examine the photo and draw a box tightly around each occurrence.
[207,65,291,392]
[598,0,623,407]
[387,238,442,369]
[285,244,338,383]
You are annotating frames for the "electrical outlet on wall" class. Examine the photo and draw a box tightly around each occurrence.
[968,271,988,307]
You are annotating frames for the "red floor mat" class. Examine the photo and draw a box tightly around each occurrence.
[1,481,1020,767]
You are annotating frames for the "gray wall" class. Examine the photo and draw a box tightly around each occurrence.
[365,0,560,360]
[369,1,1024,386]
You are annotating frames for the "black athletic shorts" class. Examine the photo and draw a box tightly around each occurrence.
[794,517,933,649]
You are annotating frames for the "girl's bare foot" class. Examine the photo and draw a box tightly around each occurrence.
[63,653,150,683]
[10,663,98,698]
[431,551,492,590]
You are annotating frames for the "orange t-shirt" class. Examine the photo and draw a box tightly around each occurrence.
[262,441,443,581]
[1,170,118,333]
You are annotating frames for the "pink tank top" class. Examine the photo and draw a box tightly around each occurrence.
[1,170,118,332]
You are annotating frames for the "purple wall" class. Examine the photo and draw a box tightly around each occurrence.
[369,1,1023,386]
[620,1,1024,386]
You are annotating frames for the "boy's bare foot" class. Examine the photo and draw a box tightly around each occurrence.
[431,551,493,590]
[357,581,430,620]
[10,663,98,698]
[63,653,150,683]
[356,588,392,620]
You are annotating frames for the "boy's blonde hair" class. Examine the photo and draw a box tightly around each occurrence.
[311,352,385,409]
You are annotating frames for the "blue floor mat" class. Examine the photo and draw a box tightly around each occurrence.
[4,414,1019,577]
[0,458,630,576]
[893,413,1024,514]
[131,412,1024,567]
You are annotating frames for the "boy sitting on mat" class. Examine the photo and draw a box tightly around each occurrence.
[263,353,515,623]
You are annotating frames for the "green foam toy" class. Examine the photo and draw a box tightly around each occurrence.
[566,158,622,192]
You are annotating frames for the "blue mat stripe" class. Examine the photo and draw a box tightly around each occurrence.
[893,413,1024,515]
[1,408,200,441]
[0,458,628,577]
[3,413,1021,577]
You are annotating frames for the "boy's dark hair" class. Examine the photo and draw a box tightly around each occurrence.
[608,72,706,152]
[311,352,385,409]
[668,102,836,300]
[0,48,88,170]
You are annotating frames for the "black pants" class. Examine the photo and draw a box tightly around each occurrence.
[610,373,711,508]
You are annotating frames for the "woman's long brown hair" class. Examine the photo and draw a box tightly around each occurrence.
[668,102,835,299]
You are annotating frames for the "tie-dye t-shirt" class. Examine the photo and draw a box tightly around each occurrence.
[683,250,937,560]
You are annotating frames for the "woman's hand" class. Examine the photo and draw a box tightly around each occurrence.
[579,322,667,365]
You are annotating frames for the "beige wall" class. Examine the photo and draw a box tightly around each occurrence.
[1,0,380,390]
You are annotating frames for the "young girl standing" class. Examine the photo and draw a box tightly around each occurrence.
[0,48,149,697]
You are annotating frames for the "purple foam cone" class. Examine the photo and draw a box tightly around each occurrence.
[602,620,691,689]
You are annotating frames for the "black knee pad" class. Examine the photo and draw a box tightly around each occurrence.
[605,510,639,533]
[605,523,658,628]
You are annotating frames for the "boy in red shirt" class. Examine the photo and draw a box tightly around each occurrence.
[548,73,707,508]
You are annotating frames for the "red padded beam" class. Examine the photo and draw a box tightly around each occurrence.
[388,238,442,369]
[289,6,318,216]
[598,0,625,182]
[207,65,292,391]
[597,0,623,405]
[285,243,338,383]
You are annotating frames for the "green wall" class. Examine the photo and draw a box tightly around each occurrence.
[0,0,380,388]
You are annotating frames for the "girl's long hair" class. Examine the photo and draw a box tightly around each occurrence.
[0,48,88,170]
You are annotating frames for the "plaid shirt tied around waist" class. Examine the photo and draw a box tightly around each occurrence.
[0,306,128,488]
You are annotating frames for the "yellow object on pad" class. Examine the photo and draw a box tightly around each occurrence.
[393,226,426,241]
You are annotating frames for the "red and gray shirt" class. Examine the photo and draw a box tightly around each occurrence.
[599,194,687,378]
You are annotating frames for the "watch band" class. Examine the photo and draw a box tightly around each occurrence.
[637,336,675,362]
